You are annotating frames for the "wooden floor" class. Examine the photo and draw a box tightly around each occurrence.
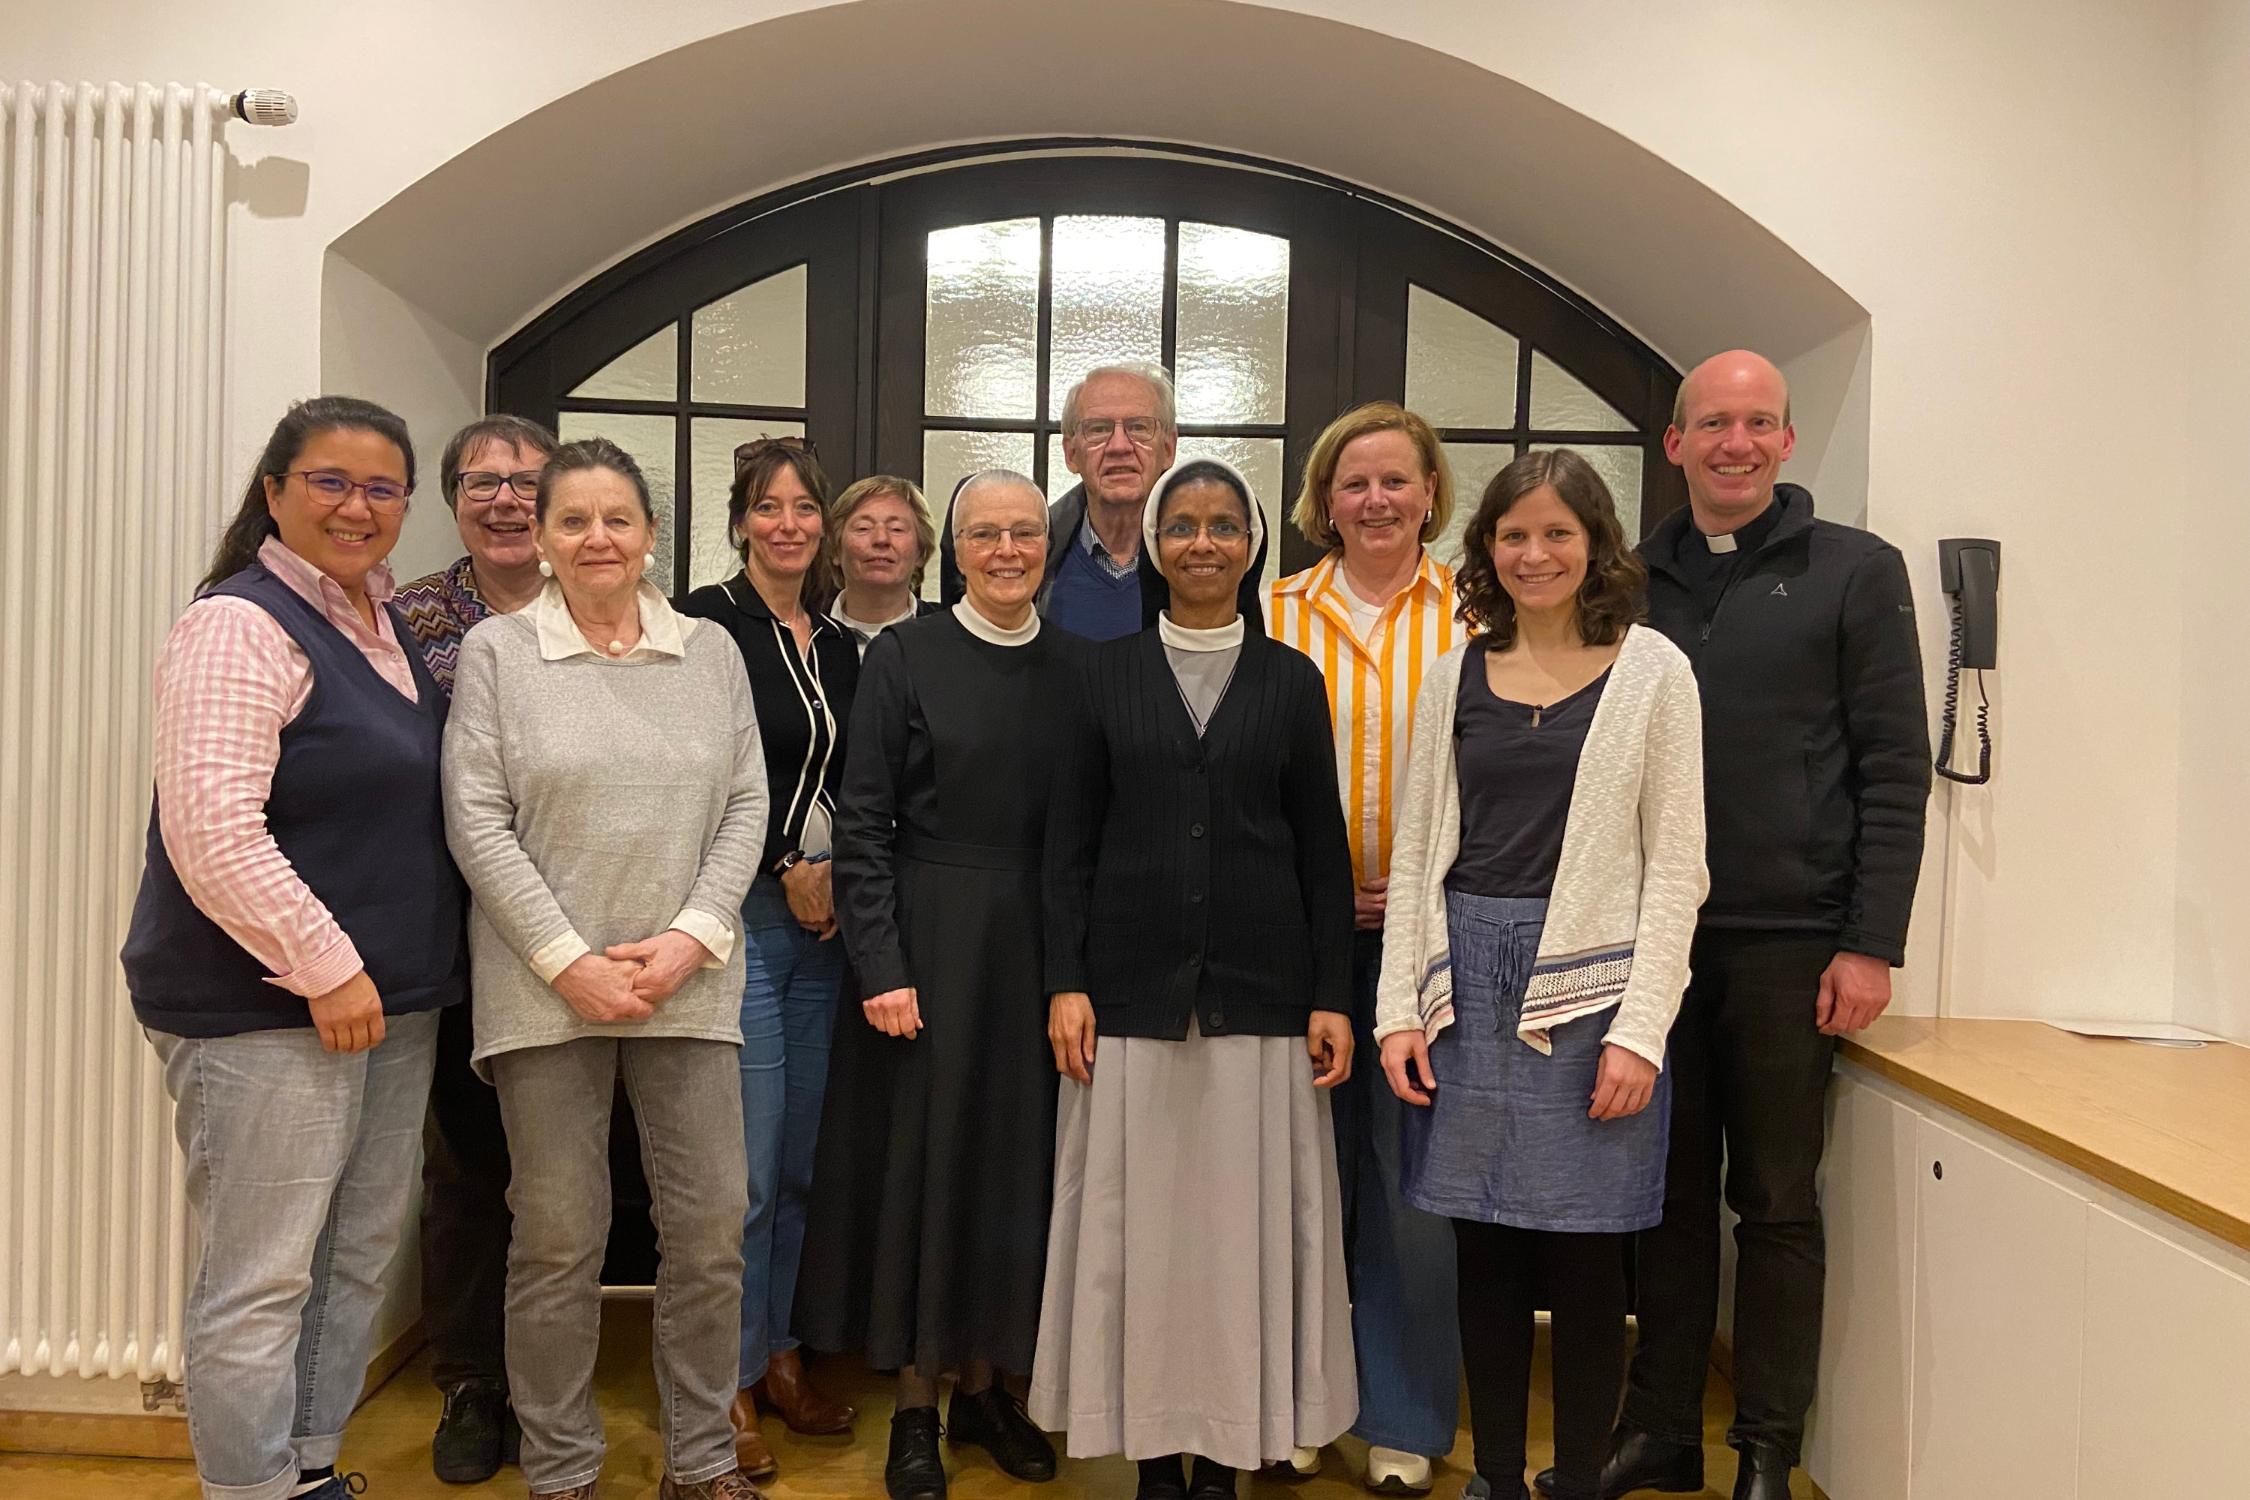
[2,1300,1815,1498]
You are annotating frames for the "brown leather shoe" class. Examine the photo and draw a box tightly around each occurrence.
[753,1347,857,1435]
[531,1486,599,1500]
[728,1388,780,1480]
[659,1470,768,1500]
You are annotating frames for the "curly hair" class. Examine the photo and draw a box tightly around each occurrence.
[1454,448,1646,647]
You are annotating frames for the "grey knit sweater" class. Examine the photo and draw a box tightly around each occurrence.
[442,593,768,1070]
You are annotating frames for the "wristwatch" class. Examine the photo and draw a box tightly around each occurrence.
[772,849,807,877]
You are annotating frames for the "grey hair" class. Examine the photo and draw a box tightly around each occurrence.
[1059,360,1177,435]
[951,468,1045,532]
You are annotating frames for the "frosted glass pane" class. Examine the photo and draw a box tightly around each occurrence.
[923,429,1036,601]
[556,412,676,576]
[569,323,677,401]
[1405,286,1518,429]
[692,266,807,407]
[1049,216,1164,416]
[1174,435,1286,590]
[925,219,1039,420]
[689,418,806,591]
[1529,350,1634,432]
[1047,433,1073,503]
[1530,442,1645,538]
[1175,223,1289,425]
[1436,442,1513,570]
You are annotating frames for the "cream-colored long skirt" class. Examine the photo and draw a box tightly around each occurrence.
[1028,1022,1358,1469]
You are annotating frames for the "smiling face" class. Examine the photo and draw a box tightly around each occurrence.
[1061,371,1177,509]
[1154,477,1253,616]
[262,426,410,595]
[537,466,653,608]
[838,491,921,592]
[954,480,1049,619]
[1664,350,1795,529]
[739,463,824,585]
[1484,483,1589,618]
[1326,427,1436,567]
[451,436,545,574]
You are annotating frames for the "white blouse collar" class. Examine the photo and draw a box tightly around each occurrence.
[1157,612,1245,653]
[953,598,1041,646]
[532,579,693,662]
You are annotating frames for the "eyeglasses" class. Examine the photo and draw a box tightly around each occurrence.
[289,470,411,511]
[456,469,541,503]
[1157,518,1249,544]
[956,523,1047,552]
[734,435,817,478]
[1072,417,1163,449]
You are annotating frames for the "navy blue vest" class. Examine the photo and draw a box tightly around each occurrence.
[1044,536,1143,642]
[123,565,467,1037]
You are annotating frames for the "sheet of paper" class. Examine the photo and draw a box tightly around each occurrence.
[2047,1019,2231,1047]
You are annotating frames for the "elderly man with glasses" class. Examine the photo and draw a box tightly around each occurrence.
[394,412,559,1485]
[939,361,1179,642]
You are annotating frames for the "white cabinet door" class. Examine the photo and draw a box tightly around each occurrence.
[2079,1204,2250,1491]
[1909,1114,2086,1500]
[1805,1073,1917,1500]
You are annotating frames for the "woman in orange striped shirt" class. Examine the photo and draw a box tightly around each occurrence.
[1268,403,1463,1494]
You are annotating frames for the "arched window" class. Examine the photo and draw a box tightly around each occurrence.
[492,148,1683,597]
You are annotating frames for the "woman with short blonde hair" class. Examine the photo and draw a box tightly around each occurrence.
[1267,401,1466,1493]
[828,475,942,652]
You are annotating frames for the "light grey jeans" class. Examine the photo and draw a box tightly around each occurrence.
[491,1035,747,1493]
[151,1008,441,1500]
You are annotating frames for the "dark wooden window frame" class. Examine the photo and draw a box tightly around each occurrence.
[491,142,1684,591]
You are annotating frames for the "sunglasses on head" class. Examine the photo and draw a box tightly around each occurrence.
[734,435,817,479]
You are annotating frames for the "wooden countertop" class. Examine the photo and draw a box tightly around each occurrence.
[1839,1016,2250,1254]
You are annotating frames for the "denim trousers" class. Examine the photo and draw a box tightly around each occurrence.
[736,876,843,1388]
[151,1008,440,1500]
[492,1035,748,1493]
[1328,929,1462,1457]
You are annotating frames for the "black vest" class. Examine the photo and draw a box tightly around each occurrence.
[123,564,467,1036]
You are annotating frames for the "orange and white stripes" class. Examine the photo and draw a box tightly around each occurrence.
[1269,550,1461,888]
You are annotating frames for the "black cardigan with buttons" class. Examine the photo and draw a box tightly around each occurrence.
[1043,629,1355,1039]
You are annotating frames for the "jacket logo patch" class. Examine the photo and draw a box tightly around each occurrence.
[1770,582,1789,596]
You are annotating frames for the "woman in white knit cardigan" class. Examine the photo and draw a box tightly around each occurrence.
[1374,449,1706,1500]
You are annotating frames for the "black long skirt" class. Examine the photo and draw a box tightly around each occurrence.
[793,844,1059,1374]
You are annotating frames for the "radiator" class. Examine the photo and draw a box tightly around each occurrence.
[0,81,234,1386]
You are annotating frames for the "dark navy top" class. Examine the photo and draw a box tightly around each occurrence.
[1446,637,1611,900]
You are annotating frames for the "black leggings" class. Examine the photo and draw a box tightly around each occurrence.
[1453,1221,1627,1500]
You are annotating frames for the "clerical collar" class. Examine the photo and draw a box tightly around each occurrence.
[1704,531,1738,554]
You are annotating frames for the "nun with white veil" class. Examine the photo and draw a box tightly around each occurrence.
[1033,458,1360,1500]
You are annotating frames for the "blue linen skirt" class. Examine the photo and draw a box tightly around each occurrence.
[1398,891,1670,1232]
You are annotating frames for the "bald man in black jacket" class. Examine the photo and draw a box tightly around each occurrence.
[1541,351,1930,1500]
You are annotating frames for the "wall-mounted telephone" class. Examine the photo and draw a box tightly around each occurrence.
[1935,538,2000,785]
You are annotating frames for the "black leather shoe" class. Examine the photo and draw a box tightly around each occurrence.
[946,1383,1057,1483]
[1532,1426,1703,1499]
[431,1378,510,1484]
[1186,1456,1238,1500]
[1137,1454,1189,1500]
[1729,1444,1792,1500]
[1462,1478,1530,1500]
[886,1406,947,1500]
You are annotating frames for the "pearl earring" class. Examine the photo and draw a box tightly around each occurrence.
[644,552,656,570]
[537,559,553,577]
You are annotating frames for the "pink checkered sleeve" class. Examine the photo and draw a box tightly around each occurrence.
[151,597,365,1001]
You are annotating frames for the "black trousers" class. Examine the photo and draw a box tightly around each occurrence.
[420,997,514,1390]
[1454,1221,1626,1500]
[1620,928,1838,1462]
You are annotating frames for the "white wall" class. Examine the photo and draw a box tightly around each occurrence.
[9,0,2204,1031]
[2175,1,2250,1042]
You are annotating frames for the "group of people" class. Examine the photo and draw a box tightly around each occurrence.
[124,346,1930,1500]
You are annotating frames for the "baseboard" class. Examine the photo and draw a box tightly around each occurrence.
[0,1320,425,1461]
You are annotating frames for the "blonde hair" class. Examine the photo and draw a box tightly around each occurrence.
[1291,402,1453,552]
[830,474,938,592]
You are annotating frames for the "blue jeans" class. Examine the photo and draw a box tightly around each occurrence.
[151,1009,440,1500]
[737,875,843,1387]
[1330,930,1462,1457]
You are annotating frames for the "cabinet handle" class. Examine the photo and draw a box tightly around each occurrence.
[1931,1160,1944,1181]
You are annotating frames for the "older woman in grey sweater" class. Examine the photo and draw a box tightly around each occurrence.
[442,438,769,1500]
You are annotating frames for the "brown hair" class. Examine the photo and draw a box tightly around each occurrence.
[439,414,557,509]
[1291,402,1453,552]
[729,438,832,608]
[829,474,938,593]
[1454,448,1645,648]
